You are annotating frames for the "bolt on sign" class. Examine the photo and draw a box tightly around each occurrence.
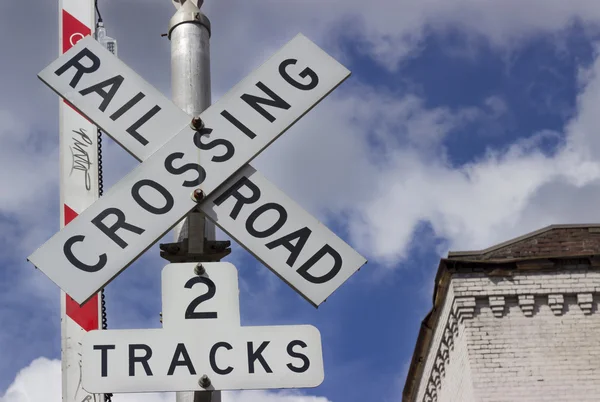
[82,263,324,393]
[28,33,367,307]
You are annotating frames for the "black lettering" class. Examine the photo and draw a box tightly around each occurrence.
[240,82,290,123]
[246,203,287,238]
[247,341,272,374]
[210,342,233,375]
[131,179,174,215]
[93,344,115,377]
[220,111,257,139]
[54,47,101,88]
[126,106,161,146]
[164,152,206,188]
[184,276,218,319]
[110,92,146,121]
[129,344,153,376]
[91,208,145,249]
[193,127,235,162]
[78,75,124,112]
[64,235,107,272]
[279,59,319,91]
[286,340,310,373]
[213,176,260,220]
[297,244,342,284]
[266,227,311,267]
[167,343,196,375]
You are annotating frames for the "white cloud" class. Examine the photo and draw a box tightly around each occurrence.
[0,359,329,402]
[0,358,61,402]
[0,110,58,252]
[250,40,600,267]
[203,0,600,74]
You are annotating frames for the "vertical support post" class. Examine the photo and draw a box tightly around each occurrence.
[171,0,215,252]
[58,0,103,402]
[168,1,219,401]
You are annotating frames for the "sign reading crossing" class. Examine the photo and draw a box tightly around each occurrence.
[34,33,366,307]
[28,33,353,305]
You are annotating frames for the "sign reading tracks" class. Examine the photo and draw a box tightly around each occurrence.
[82,263,324,393]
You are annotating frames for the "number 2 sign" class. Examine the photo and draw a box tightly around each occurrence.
[161,262,241,329]
[81,262,324,393]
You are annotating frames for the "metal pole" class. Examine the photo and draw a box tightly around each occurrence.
[168,1,219,401]
[58,1,102,402]
[170,0,215,250]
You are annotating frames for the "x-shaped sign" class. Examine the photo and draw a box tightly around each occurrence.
[28,34,367,307]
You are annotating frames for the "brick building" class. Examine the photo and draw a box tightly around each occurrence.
[403,224,600,402]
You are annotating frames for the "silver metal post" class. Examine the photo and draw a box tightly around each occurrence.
[168,1,219,401]
[170,0,215,249]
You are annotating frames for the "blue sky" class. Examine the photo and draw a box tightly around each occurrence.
[4,1,600,402]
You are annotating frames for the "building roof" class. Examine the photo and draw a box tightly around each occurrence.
[402,224,600,402]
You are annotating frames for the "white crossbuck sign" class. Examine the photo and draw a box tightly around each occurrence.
[28,33,367,307]
[82,263,324,393]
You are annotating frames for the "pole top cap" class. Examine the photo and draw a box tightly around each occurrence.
[172,0,203,10]
[168,0,211,38]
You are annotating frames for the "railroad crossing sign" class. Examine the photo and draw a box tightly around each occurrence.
[28,33,367,306]
[82,263,324,393]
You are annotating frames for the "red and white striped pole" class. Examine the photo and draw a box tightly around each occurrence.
[58,1,104,401]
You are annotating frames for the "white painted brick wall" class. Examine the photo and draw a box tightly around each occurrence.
[415,286,478,402]
[413,269,600,402]
[466,295,600,401]
[439,323,476,402]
